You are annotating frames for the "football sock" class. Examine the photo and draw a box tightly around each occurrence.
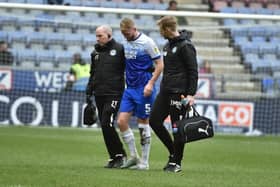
[121,128,139,158]
[138,123,151,165]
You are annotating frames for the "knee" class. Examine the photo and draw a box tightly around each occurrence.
[117,116,129,132]
[117,116,124,127]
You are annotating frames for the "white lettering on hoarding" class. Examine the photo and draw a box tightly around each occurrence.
[10,96,43,126]
[197,100,254,128]
[71,102,79,127]
[204,105,217,122]
[195,104,217,123]
[220,107,234,124]
[35,72,52,87]
[236,107,250,124]
[0,95,9,124]
[218,103,253,127]
[51,100,59,127]
[52,72,63,88]
[0,95,83,126]
[34,72,68,90]
[52,100,79,127]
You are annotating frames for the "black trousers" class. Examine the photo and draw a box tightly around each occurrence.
[149,91,186,165]
[95,95,126,159]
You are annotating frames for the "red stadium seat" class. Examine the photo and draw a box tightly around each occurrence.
[212,1,228,12]
[266,3,279,10]
[231,1,245,8]
[249,2,263,9]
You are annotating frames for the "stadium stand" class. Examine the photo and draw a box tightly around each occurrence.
[0,0,280,99]
[212,0,280,97]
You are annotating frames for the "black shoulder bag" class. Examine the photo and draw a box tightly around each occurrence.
[83,103,98,126]
[174,105,214,143]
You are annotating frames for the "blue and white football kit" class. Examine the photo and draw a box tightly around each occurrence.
[119,33,161,119]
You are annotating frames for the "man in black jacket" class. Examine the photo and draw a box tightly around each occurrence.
[86,25,126,168]
[149,16,198,173]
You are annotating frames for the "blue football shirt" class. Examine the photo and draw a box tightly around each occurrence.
[123,33,161,88]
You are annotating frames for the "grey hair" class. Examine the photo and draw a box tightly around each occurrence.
[97,25,113,36]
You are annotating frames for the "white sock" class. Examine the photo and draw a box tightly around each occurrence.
[138,123,151,165]
[121,128,139,158]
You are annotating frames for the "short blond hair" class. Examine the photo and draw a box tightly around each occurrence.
[120,17,135,30]
[157,16,177,32]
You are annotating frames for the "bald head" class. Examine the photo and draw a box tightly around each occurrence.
[96,25,113,46]
[96,25,112,36]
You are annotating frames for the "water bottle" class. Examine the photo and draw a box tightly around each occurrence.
[181,97,189,107]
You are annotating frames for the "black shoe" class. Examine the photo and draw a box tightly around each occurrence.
[104,159,115,168]
[164,162,182,173]
[163,155,174,170]
[104,156,125,169]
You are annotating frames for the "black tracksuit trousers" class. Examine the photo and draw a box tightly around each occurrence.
[95,95,126,159]
[149,91,186,165]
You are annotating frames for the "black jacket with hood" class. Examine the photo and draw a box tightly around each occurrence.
[86,39,125,96]
[160,30,198,96]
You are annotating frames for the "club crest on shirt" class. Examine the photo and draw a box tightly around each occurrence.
[154,47,160,54]
[94,54,99,60]
[172,47,177,53]
[110,49,117,56]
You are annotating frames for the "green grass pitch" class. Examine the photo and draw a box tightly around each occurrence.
[0,126,279,187]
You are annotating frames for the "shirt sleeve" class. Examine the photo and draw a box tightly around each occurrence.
[145,37,161,60]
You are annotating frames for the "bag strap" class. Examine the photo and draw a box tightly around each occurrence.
[185,105,200,118]
[191,105,200,116]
